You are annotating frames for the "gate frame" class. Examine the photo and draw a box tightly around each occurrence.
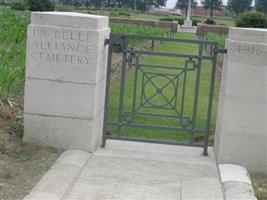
[102,33,226,156]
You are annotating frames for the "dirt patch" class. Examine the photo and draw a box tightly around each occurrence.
[0,100,62,200]
[252,173,267,200]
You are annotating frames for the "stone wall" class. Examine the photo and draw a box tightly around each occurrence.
[215,27,267,173]
[23,12,110,152]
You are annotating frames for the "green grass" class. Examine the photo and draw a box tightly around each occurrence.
[206,33,226,48]
[193,16,235,27]
[0,9,29,99]
[252,174,267,200]
[111,23,169,45]
[132,14,235,27]
[111,23,168,36]
[0,8,168,99]
[106,33,219,143]
[54,5,235,27]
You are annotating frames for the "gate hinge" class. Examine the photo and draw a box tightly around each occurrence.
[216,48,227,54]
[104,38,109,46]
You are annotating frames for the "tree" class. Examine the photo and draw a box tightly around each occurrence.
[255,0,267,15]
[108,0,166,10]
[67,0,166,10]
[60,0,72,5]
[202,0,223,19]
[176,0,198,17]
[235,12,267,28]
[151,0,166,7]
[227,0,252,15]
[27,0,55,11]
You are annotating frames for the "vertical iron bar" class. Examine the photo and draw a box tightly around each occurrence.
[140,71,145,107]
[102,35,113,148]
[128,48,134,69]
[203,44,218,156]
[191,44,203,144]
[210,44,213,56]
[117,37,128,137]
[151,40,155,51]
[180,61,188,126]
[174,74,179,109]
[131,56,140,122]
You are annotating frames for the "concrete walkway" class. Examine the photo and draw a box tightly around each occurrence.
[24,140,225,200]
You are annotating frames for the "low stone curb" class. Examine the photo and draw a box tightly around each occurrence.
[23,149,91,200]
[219,164,257,200]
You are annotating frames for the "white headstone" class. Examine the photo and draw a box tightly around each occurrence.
[23,12,110,152]
[215,27,267,173]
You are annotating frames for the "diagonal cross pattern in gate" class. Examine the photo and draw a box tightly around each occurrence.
[102,33,226,156]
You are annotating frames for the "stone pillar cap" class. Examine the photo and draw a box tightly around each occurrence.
[229,27,267,43]
[31,12,109,30]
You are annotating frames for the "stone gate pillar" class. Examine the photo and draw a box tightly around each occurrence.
[215,28,267,173]
[23,12,109,152]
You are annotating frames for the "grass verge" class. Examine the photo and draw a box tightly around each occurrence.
[251,174,267,200]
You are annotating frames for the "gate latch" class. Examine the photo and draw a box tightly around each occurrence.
[104,38,109,46]
[216,48,227,54]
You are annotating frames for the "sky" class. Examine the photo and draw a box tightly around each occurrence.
[165,0,255,7]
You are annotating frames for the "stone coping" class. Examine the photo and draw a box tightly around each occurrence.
[219,164,258,200]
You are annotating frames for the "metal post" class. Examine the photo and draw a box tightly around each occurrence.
[191,43,203,146]
[102,36,113,147]
[117,37,128,137]
[203,44,218,156]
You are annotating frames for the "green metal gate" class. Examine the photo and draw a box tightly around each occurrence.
[102,33,226,155]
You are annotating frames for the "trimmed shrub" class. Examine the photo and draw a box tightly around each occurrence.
[118,11,131,18]
[159,17,202,26]
[177,18,185,25]
[159,17,175,22]
[10,1,27,10]
[110,11,120,17]
[204,18,216,25]
[27,0,55,11]
[192,19,202,26]
[109,11,131,18]
[235,12,267,28]
[159,17,185,25]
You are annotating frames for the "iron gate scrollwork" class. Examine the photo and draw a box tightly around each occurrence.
[102,33,225,155]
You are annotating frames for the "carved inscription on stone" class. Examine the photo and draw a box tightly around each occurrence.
[29,28,94,65]
[237,44,266,57]
[227,41,267,64]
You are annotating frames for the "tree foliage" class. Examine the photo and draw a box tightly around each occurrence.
[201,0,223,18]
[255,0,267,15]
[175,0,198,15]
[27,0,55,11]
[235,12,267,28]
[227,0,252,15]
[60,0,167,10]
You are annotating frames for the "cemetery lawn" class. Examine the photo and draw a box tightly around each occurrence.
[107,32,219,144]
